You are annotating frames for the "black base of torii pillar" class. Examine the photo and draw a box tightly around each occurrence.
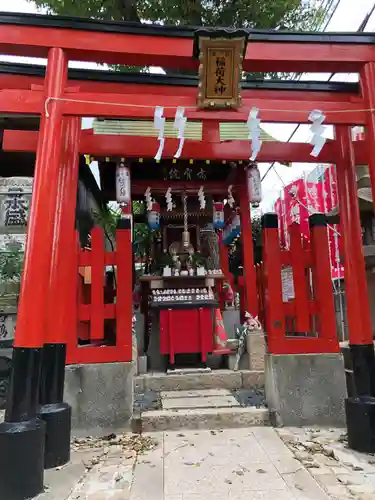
[0,348,45,499]
[39,344,72,469]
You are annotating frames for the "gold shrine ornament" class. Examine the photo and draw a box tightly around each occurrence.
[195,30,247,110]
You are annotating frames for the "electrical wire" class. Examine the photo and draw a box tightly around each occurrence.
[261,0,375,184]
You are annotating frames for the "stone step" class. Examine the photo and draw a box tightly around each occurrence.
[160,388,234,399]
[162,389,240,410]
[135,369,264,393]
[141,406,269,432]
[166,367,211,375]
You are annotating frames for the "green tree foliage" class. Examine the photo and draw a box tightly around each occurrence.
[92,202,154,261]
[32,0,324,32]
[0,240,24,283]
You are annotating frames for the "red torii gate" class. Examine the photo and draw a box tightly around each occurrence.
[1,128,371,163]
[0,12,375,498]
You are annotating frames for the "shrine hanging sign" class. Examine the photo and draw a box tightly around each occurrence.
[196,30,247,110]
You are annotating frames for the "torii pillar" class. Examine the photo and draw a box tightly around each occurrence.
[39,116,81,469]
[239,167,258,318]
[0,48,68,499]
[335,125,375,454]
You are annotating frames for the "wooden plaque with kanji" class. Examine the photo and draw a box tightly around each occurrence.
[197,37,245,109]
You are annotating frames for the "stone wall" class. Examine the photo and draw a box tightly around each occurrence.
[0,174,108,348]
[0,176,32,250]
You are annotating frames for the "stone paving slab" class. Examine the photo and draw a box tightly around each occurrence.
[130,435,164,500]
[278,426,375,499]
[9,424,375,499]
[28,427,337,500]
[160,428,329,500]
[135,370,265,394]
[160,389,233,399]
[162,394,240,410]
[138,371,244,392]
[141,406,269,431]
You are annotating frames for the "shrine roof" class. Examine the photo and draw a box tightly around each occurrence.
[0,61,359,95]
[0,11,374,45]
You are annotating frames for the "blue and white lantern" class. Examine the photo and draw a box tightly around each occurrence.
[147,202,160,230]
[223,222,232,245]
[213,202,225,229]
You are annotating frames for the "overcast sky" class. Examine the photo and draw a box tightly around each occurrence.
[0,0,375,209]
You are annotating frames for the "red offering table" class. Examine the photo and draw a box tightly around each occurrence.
[142,274,223,365]
[159,305,216,364]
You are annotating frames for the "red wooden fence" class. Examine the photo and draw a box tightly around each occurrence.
[66,226,133,364]
[259,213,339,355]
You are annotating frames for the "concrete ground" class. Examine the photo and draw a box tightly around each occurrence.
[33,426,375,500]
[2,405,375,499]
[278,427,375,499]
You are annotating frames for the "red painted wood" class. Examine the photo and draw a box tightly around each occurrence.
[4,129,368,164]
[360,63,375,213]
[202,121,220,142]
[262,224,285,354]
[270,337,341,355]
[283,300,317,317]
[66,345,131,364]
[116,228,133,360]
[0,73,360,103]
[67,233,83,363]
[46,117,80,343]
[0,87,368,124]
[244,42,375,73]
[0,23,374,73]
[256,264,265,328]
[62,93,369,124]
[0,88,44,115]
[14,48,68,348]
[262,216,340,354]
[168,309,174,364]
[219,233,229,275]
[198,308,207,363]
[237,276,246,324]
[289,224,310,332]
[159,308,214,363]
[310,223,339,350]
[0,25,196,71]
[90,227,105,340]
[80,252,116,266]
[79,304,116,322]
[335,126,373,345]
[67,228,132,364]
[218,232,229,309]
[239,175,258,317]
